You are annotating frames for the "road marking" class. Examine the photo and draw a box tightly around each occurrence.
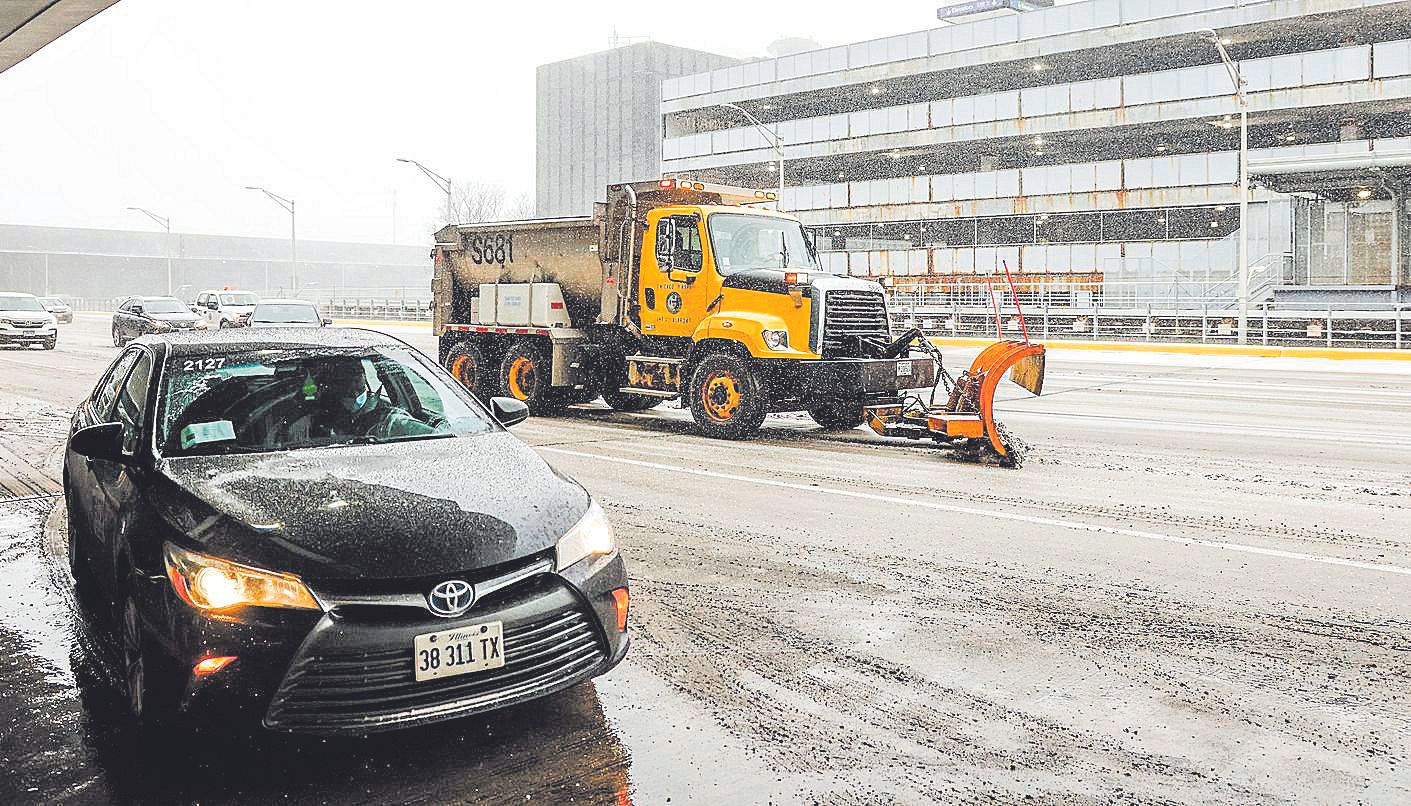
[538,446,1411,578]
[997,409,1411,448]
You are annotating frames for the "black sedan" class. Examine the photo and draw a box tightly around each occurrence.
[63,327,629,734]
[112,296,208,346]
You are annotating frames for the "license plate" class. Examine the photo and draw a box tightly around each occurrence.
[896,360,913,377]
[413,621,505,681]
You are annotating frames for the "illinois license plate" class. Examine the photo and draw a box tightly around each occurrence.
[413,621,505,681]
[896,360,913,377]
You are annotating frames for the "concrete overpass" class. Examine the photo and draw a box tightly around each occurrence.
[1,0,118,75]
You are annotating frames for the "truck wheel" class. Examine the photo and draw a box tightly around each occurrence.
[500,341,565,414]
[446,342,498,402]
[806,399,866,430]
[602,391,660,412]
[689,353,767,439]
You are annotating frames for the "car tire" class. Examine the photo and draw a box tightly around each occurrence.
[602,391,661,412]
[119,581,180,728]
[218,319,231,329]
[499,341,566,415]
[65,493,98,599]
[43,337,56,351]
[445,342,498,402]
[688,352,768,440]
[112,327,124,348]
[806,399,866,430]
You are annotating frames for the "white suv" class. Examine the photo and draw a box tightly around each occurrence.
[0,291,58,350]
[195,289,260,329]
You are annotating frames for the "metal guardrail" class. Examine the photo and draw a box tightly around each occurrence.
[893,303,1410,350]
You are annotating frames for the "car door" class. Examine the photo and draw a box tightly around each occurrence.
[640,211,714,339]
[98,348,157,582]
[75,349,143,583]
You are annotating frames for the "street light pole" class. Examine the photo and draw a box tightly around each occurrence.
[397,158,454,223]
[245,187,297,294]
[1208,29,1250,344]
[722,102,785,210]
[127,207,173,295]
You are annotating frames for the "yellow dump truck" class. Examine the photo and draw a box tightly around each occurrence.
[431,179,938,439]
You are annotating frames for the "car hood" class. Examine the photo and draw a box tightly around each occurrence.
[150,313,201,323]
[1,312,51,324]
[152,433,589,581]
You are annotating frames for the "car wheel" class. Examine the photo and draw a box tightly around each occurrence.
[499,341,566,414]
[43,337,56,351]
[120,585,178,727]
[65,493,98,598]
[445,342,498,402]
[602,390,661,412]
[689,352,768,439]
[218,319,231,329]
[806,399,866,430]
[112,327,124,347]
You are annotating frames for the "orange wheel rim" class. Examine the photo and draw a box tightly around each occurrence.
[701,371,742,423]
[507,356,536,400]
[449,355,474,390]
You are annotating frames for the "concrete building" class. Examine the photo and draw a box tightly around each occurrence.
[0,224,431,305]
[536,41,738,218]
[659,0,1411,311]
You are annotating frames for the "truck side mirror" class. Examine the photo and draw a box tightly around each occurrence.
[654,218,676,272]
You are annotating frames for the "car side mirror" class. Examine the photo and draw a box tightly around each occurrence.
[322,318,332,326]
[130,305,144,316]
[653,218,675,272]
[206,301,219,310]
[489,396,529,427]
[70,422,126,463]
[190,305,202,314]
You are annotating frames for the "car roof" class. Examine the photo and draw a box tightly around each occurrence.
[139,295,182,302]
[134,326,403,357]
[0,291,37,298]
[255,298,316,305]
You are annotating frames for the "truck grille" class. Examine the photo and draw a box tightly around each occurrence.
[822,290,889,356]
[264,607,606,733]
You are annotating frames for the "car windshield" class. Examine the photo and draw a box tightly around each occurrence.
[0,295,45,312]
[158,346,495,457]
[706,213,822,275]
[143,298,187,314]
[220,293,258,306]
[38,297,64,306]
[251,303,320,324]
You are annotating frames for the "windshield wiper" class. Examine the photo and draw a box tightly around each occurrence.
[779,231,790,269]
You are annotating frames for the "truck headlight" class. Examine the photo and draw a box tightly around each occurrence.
[762,328,789,350]
[164,543,321,612]
[555,500,615,570]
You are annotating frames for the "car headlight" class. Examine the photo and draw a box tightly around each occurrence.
[164,543,321,612]
[151,320,172,331]
[762,328,789,350]
[555,500,616,570]
[193,320,209,330]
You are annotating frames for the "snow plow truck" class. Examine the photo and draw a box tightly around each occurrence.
[431,179,1044,461]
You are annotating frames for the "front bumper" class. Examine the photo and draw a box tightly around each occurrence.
[0,325,56,344]
[758,354,938,408]
[142,551,629,735]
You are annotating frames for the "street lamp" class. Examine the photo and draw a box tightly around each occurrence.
[245,187,297,294]
[722,102,784,209]
[1206,28,1250,344]
[127,206,173,296]
[397,158,454,223]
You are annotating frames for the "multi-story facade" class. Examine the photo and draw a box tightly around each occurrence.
[536,41,738,218]
[660,0,1411,309]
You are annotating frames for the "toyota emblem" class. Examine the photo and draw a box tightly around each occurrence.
[426,579,474,617]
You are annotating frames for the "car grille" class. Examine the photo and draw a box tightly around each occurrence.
[822,290,889,356]
[7,321,43,329]
[264,605,606,733]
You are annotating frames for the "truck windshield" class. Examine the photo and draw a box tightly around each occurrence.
[707,214,822,275]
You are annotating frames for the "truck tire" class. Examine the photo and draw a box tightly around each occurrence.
[445,342,498,402]
[689,353,767,439]
[602,391,660,412]
[806,399,866,430]
[500,341,566,414]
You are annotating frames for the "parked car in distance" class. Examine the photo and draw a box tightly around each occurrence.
[0,291,58,349]
[112,296,207,347]
[195,289,260,329]
[63,327,629,734]
[38,296,74,323]
[243,298,330,328]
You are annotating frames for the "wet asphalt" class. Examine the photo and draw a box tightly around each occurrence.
[1,317,1409,804]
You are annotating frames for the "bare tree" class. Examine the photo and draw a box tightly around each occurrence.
[451,181,506,224]
[502,192,534,221]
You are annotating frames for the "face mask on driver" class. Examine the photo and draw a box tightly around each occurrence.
[342,389,369,413]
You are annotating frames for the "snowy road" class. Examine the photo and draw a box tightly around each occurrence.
[1,316,1408,803]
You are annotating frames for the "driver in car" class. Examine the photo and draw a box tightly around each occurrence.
[285,357,437,443]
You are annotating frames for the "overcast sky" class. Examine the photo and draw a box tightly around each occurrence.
[0,1,946,245]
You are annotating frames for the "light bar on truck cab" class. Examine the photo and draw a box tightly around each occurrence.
[651,178,778,206]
